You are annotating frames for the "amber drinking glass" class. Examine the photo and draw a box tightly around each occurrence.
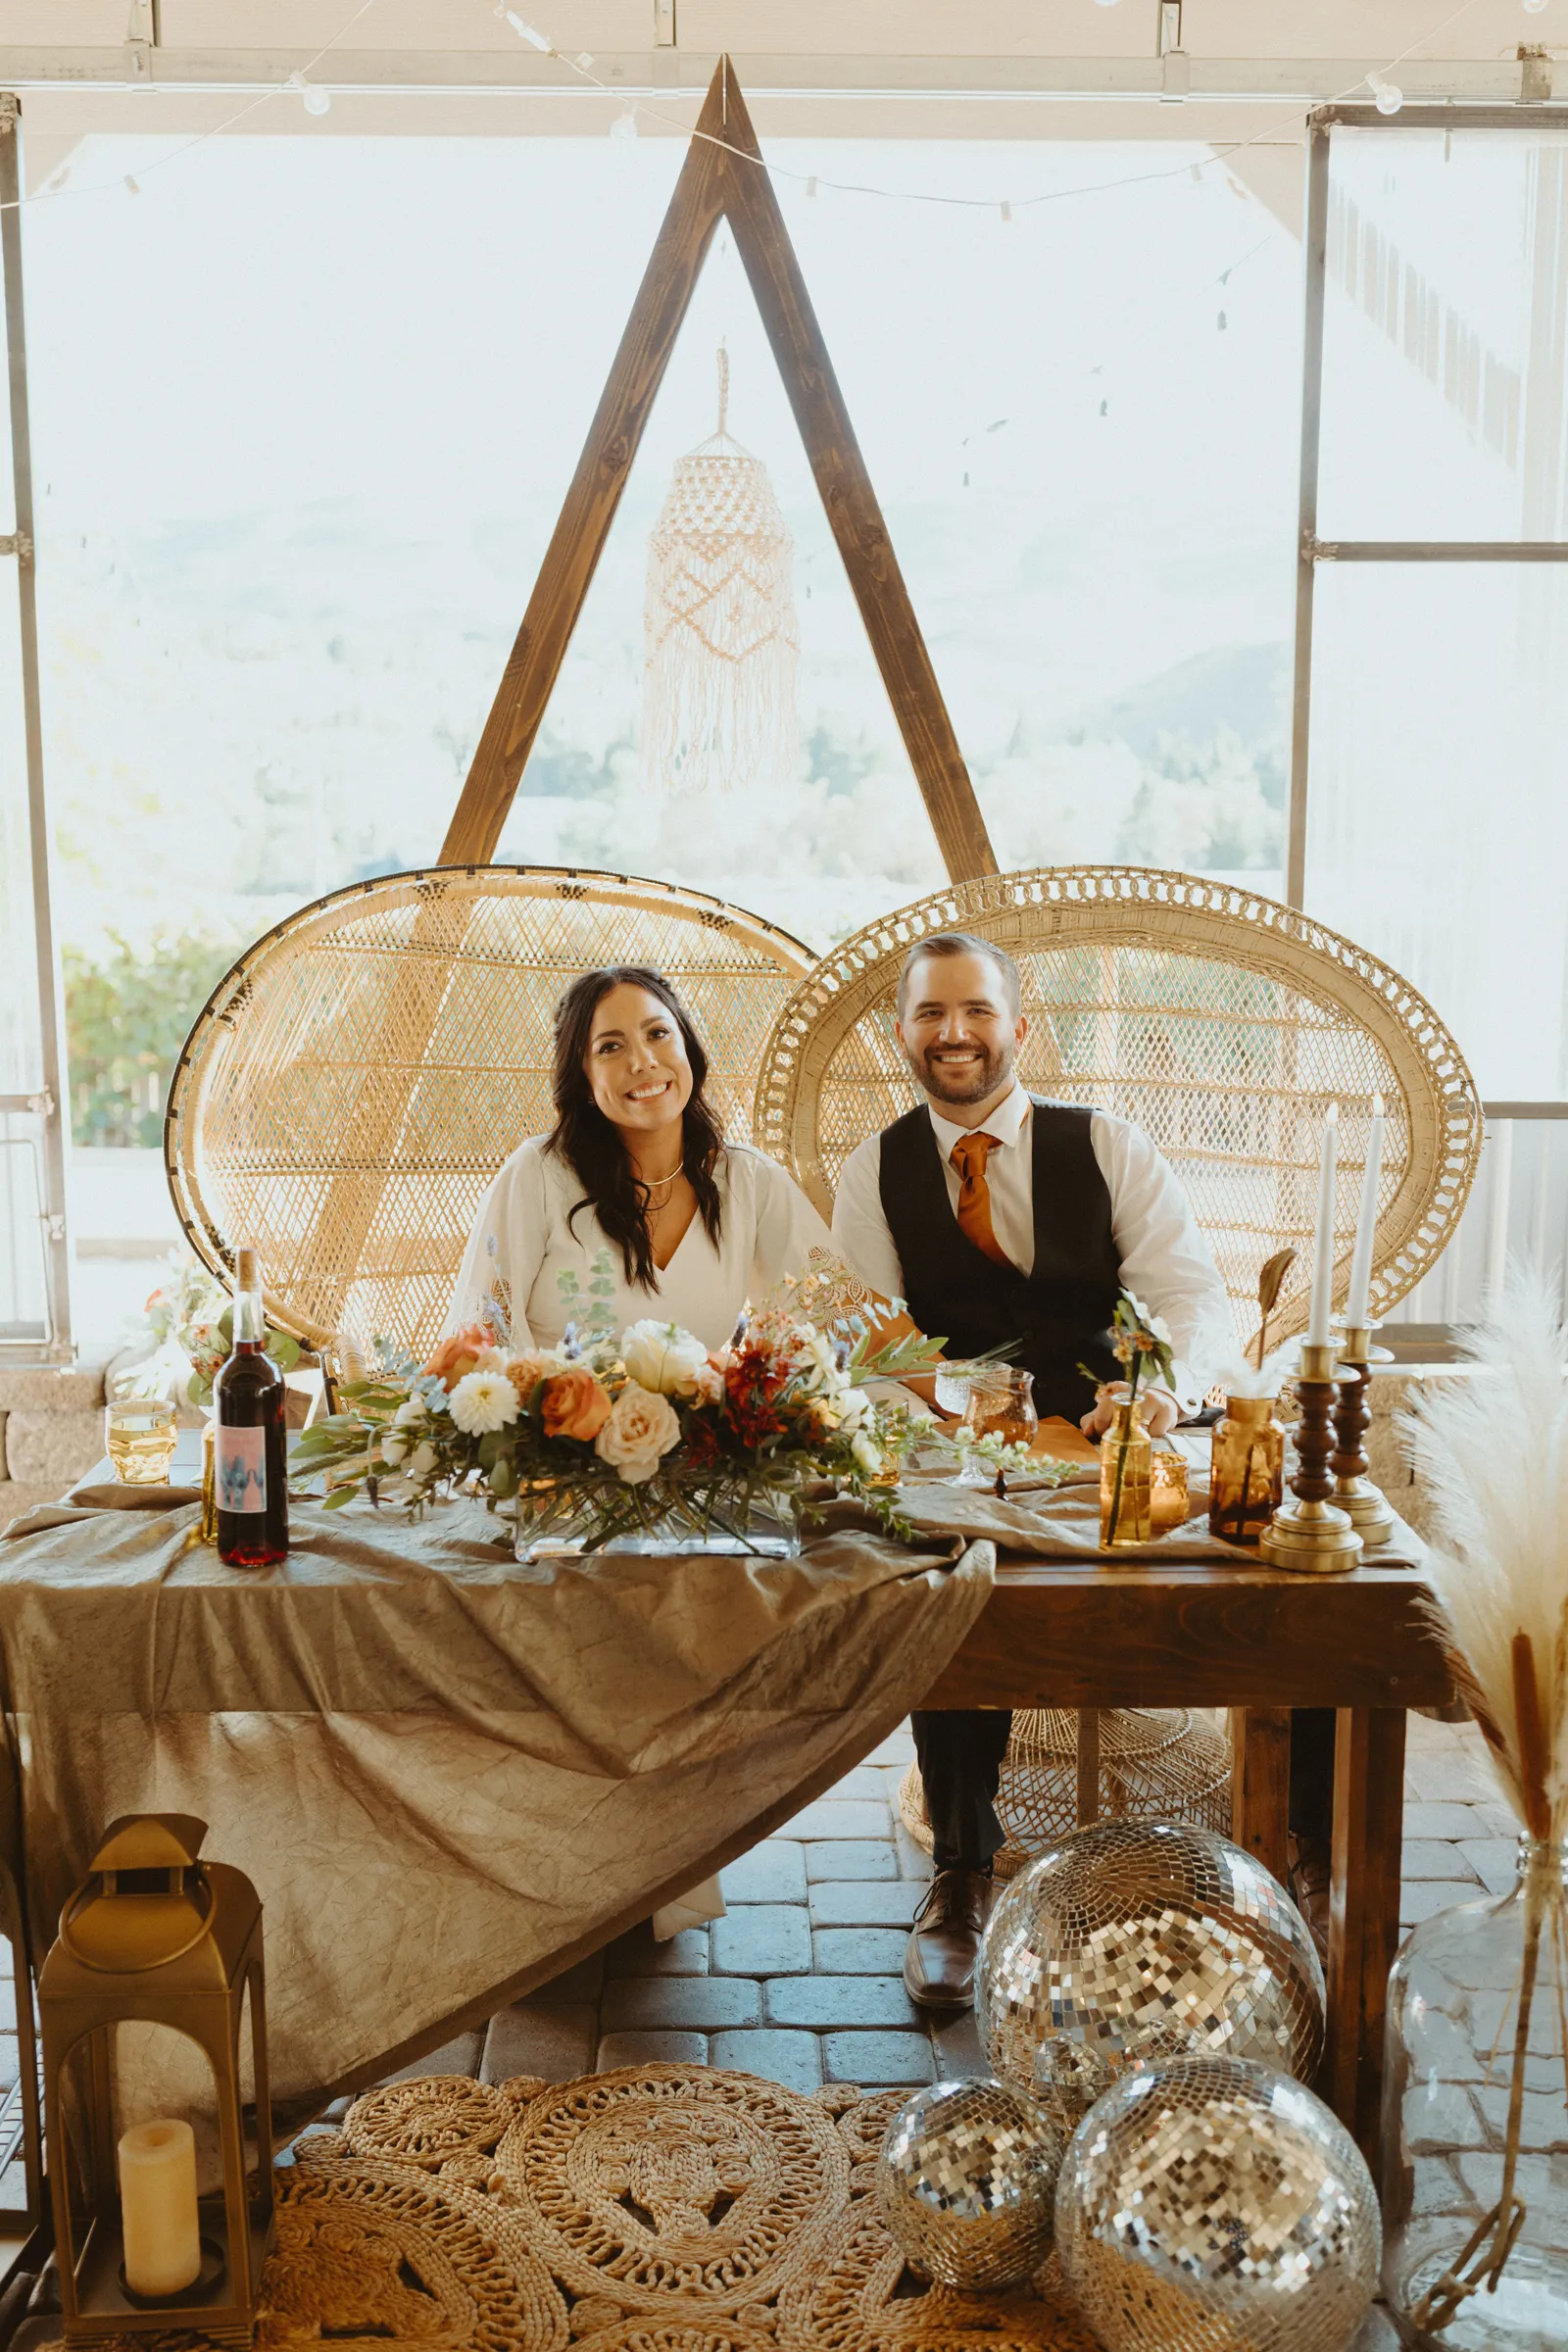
[956,1368,1038,1487]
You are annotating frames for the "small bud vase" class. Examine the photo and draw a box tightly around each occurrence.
[1099,1402,1152,1547]
[1208,1396,1286,1544]
[1383,1833,1568,2346]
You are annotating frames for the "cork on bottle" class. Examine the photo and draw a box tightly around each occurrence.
[235,1247,260,1290]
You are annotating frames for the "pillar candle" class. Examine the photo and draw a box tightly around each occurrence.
[119,2118,201,2297]
[1305,1102,1339,1348]
[1344,1092,1386,1332]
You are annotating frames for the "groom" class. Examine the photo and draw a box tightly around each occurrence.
[832,931,1235,2010]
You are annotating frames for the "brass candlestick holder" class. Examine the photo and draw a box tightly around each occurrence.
[1258,1341,1363,1573]
[1333,1323,1396,1547]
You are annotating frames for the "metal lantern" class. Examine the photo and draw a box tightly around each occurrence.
[38,1814,273,2347]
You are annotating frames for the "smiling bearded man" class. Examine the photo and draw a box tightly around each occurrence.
[831,932,1236,2014]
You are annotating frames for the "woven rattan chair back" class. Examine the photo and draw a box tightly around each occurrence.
[166,866,812,1366]
[756,866,1482,1349]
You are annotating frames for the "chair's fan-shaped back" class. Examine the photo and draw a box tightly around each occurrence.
[755,867,1482,1348]
[167,865,813,1364]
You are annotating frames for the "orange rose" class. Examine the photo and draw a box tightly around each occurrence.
[506,1350,559,1403]
[540,1366,612,1443]
[422,1324,493,1391]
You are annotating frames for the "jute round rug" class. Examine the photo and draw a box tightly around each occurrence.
[242,2065,1097,2351]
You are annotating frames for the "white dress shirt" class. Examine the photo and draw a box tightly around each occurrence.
[830,1082,1235,1413]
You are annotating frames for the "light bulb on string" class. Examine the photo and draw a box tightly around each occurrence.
[1523,0,1548,14]
[285,71,330,116]
[610,101,639,139]
[504,11,555,51]
[1368,74,1403,113]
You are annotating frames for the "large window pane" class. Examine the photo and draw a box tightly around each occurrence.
[1304,562,1568,1099]
[1319,126,1568,542]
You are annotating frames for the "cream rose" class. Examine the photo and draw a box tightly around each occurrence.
[621,1319,710,1397]
[594,1382,683,1484]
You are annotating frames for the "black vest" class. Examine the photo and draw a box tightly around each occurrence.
[877,1098,1121,1422]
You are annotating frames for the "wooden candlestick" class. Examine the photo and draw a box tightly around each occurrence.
[1332,1325,1396,1546]
[1258,1342,1363,1573]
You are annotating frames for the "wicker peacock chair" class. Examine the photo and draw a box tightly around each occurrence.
[753,863,1483,1858]
[165,865,813,1369]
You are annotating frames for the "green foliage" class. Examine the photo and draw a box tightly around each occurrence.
[64,931,240,1149]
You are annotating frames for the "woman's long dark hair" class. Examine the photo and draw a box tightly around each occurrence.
[546,964,725,1290]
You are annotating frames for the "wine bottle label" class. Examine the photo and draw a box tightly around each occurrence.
[216,1426,267,1514]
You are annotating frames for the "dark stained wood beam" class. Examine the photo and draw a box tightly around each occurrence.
[441,56,997,884]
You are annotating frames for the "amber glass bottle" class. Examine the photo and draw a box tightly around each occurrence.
[214,1247,289,1567]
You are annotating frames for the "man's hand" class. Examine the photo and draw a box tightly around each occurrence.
[1080,1382,1179,1443]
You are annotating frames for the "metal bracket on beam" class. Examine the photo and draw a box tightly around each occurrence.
[0,1088,54,1116]
[1159,2,1189,101]
[1519,46,1553,105]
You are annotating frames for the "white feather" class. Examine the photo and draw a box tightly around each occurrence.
[1400,1267,1568,1835]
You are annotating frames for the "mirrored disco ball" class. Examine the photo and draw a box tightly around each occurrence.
[875,2077,1064,2290]
[978,1819,1325,2125]
[1055,2054,1380,2352]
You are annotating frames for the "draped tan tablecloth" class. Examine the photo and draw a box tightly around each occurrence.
[0,1484,996,2127]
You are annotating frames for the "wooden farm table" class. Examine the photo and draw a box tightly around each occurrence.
[920,1427,1454,2168]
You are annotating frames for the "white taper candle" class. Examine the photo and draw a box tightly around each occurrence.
[1305,1102,1340,1349]
[119,2118,201,2297]
[1345,1092,1385,1332]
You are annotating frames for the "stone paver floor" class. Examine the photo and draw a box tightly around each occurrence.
[384,1708,1509,2101]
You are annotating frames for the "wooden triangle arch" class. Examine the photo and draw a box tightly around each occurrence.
[440,59,997,885]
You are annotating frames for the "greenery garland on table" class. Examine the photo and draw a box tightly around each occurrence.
[292,1254,1023,1550]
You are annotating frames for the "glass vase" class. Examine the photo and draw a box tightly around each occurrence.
[514,1478,801,1563]
[1099,1403,1152,1546]
[1207,1396,1286,1544]
[1382,1834,1568,2348]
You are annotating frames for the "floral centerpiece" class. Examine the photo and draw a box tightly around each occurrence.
[108,1247,301,1413]
[291,1256,1024,1555]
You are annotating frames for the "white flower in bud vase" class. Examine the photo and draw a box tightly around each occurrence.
[407,1440,441,1482]
[449,1369,521,1435]
[851,1431,883,1479]
[621,1319,710,1396]
[380,1427,410,1466]
[595,1382,683,1483]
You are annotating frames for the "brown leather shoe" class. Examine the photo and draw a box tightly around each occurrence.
[904,1867,996,2011]
[1288,1833,1331,1964]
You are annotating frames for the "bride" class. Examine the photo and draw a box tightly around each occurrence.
[449,961,833,1350]
[448,961,839,1943]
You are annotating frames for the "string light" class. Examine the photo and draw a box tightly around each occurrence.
[611,101,639,140]
[286,70,332,116]
[124,175,141,195]
[1000,199,1013,222]
[1522,0,1548,13]
[1368,73,1404,112]
[806,175,817,198]
[503,11,555,52]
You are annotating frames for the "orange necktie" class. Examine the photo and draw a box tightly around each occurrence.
[949,1132,1013,1269]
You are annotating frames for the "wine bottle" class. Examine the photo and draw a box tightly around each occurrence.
[214,1246,289,1567]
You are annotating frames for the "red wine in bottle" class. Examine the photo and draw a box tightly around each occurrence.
[215,1246,289,1567]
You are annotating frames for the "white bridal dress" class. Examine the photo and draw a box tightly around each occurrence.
[448,1136,835,1939]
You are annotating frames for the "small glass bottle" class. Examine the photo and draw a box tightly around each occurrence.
[214,1247,289,1568]
[1383,1835,1568,2346]
[1208,1396,1286,1544]
[1100,1400,1152,1546]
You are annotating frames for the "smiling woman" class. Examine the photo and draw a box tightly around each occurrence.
[447,963,833,1353]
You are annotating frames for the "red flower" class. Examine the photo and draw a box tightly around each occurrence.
[723,1342,791,1448]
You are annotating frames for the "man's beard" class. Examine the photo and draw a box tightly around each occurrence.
[906,1038,1013,1107]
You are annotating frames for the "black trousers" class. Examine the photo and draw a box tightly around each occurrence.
[1290,1707,1336,1846]
[912,1708,1013,1872]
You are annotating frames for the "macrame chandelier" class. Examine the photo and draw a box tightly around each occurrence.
[642,349,800,796]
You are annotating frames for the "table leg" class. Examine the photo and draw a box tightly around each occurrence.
[1229,1707,1291,1886]
[1325,1705,1406,2167]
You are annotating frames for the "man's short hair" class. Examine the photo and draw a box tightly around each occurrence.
[897,931,1021,1017]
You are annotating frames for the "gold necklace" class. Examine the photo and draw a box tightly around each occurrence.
[640,1162,685,1207]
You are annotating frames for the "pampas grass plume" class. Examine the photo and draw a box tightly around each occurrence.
[1215,1340,1298,1401]
[1401,1268,1568,1839]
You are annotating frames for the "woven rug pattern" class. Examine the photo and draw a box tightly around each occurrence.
[247,2066,1097,2351]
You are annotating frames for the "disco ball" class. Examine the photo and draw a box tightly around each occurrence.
[978,1820,1324,2127]
[1055,2055,1380,2352]
[875,2078,1063,2291]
